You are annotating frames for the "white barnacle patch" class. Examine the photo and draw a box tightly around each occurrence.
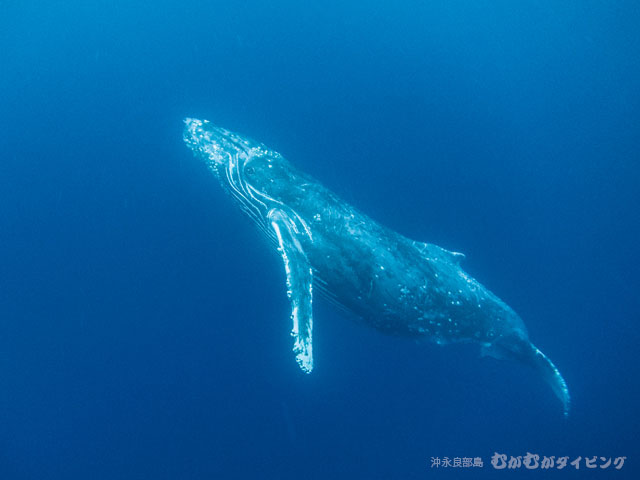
[399,285,411,304]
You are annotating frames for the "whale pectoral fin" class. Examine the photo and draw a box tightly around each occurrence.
[268,209,314,373]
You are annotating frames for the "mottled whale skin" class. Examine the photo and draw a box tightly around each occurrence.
[183,118,570,415]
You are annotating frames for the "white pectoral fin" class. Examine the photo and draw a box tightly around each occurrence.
[268,209,314,373]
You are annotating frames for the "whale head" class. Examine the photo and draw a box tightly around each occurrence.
[183,118,277,168]
[183,118,308,232]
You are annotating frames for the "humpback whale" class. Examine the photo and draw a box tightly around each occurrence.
[183,118,570,415]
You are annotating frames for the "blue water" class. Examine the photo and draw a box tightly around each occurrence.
[1,1,639,478]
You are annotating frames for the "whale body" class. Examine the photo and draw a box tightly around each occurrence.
[183,118,570,415]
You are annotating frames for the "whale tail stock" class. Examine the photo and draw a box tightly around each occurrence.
[482,335,571,417]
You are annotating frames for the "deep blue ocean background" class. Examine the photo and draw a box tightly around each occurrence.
[1,1,639,478]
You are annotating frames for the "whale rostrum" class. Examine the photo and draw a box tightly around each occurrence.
[183,118,570,415]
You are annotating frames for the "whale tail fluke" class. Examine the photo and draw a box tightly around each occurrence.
[484,336,570,416]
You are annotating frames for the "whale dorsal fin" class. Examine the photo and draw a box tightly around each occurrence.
[267,208,314,373]
[447,250,466,263]
[413,241,465,264]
